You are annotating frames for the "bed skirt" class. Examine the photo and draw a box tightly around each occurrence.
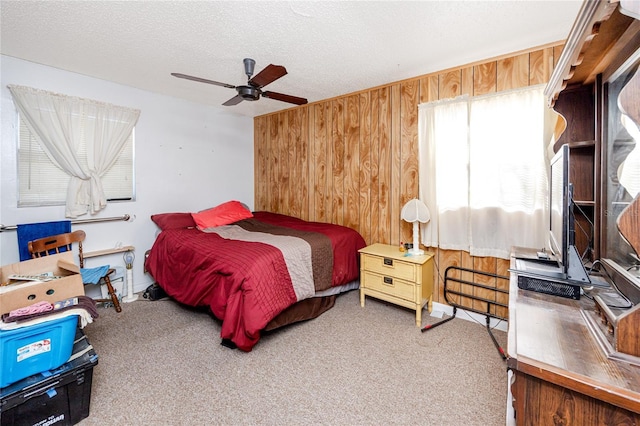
[264,280,359,331]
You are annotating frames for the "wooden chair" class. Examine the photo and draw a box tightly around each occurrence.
[28,230,122,313]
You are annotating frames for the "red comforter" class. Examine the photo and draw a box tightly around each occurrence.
[145,211,366,351]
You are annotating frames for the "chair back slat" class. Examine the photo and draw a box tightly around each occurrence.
[28,230,86,266]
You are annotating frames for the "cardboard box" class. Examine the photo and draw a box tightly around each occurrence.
[0,252,84,316]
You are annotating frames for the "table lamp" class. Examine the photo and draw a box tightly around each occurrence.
[122,250,138,303]
[401,198,430,256]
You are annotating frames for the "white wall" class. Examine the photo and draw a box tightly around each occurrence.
[0,55,254,294]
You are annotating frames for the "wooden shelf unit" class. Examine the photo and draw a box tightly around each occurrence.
[84,245,134,259]
[508,1,640,424]
[553,84,599,261]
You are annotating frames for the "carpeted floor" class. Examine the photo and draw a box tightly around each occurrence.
[79,290,508,425]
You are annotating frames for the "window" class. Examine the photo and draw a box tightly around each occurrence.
[419,85,555,259]
[8,85,140,217]
[18,115,135,207]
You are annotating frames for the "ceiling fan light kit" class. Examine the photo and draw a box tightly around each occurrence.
[172,57,308,107]
[243,58,255,78]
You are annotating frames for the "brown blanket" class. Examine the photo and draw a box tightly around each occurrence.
[218,218,334,293]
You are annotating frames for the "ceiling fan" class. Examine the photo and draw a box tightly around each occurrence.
[171,58,308,107]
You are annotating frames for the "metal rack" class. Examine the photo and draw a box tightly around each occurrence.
[422,265,509,361]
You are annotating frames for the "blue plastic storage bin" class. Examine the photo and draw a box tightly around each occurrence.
[0,315,78,388]
[1,326,98,426]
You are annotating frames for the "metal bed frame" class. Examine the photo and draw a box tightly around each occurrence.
[422,265,509,361]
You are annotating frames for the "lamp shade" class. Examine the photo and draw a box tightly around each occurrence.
[401,199,430,256]
[401,199,430,223]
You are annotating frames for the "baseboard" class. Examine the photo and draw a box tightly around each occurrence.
[431,301,509,332]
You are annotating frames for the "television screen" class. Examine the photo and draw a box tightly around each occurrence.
[549,144,570,275]
[548,144,590,285]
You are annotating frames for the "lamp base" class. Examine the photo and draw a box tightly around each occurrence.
[122,268,137,303]
[122,293,138,303]
[407,248,424,256]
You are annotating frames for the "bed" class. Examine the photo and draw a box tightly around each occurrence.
[145,206,366,351]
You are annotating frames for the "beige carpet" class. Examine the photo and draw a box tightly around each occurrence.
[79,290,508,425]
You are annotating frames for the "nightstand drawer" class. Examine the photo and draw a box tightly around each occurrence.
[362,253,415,281]
[362,271,415,301]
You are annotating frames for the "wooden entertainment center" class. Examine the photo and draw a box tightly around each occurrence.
[508,255,640,423]
[507,1,640,423]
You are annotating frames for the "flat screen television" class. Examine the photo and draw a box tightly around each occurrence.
[548,144,591,284]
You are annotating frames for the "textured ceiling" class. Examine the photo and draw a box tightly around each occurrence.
[1,0,583,117]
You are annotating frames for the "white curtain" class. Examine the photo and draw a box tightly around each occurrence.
[8,85,140,218]
[419,85,558,259]
[419,96,470,250]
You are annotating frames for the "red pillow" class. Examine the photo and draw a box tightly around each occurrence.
[151,212,197,230]
[191,201,253,229]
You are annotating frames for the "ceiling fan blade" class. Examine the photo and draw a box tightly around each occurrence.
[248,64,287,88]
[222,95,244,106]
[171,73,235,89]
[262,91,308,105]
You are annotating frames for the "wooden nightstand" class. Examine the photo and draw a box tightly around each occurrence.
[359,243,434,326]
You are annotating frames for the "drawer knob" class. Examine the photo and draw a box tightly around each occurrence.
[383,257,393,266]
[383,277,393,285]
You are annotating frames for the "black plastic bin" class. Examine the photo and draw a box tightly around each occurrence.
[0,327,98,426]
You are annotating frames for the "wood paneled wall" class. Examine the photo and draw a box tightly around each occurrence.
[254,43,564,315]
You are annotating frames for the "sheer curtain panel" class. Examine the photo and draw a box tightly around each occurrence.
[419,85,554,259]
[419,96,470,251]
[8,85,140,218]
